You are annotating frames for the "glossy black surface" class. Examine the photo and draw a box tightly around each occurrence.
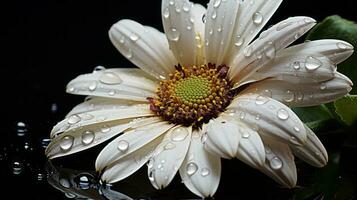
[2,0,357,199]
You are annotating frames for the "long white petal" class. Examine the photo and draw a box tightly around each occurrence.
[260,137,297,188]
[205,0,239,65]
[235,121,266,168]
[179,130,221,198]
[225,0,283,64]
[95,122,174,171]
[161,0,197,67]
[101,136,164,183]
[191,3,207,66]
[291,125,328,167]
[147,126,192,189]
[66,68,158,101]
[226,93,307,145]
[230,17,316,86]
[243,72,353,107]
[204,116,241,159]
[110,20,176,80]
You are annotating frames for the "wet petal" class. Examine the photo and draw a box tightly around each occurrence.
[243,72,352,107]
[95,122,174,171]
[291,125,328,167]
[66,68,158,101]
[205,0,239,65]
[204,116,241,159]
[260,137,297,188]
[227,93,307,145]
[147,126,192,189]
[161,0,197,67]
[110,20,176,80]
[179,130,221,198]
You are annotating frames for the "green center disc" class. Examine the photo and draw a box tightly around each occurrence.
[175,76,210,102]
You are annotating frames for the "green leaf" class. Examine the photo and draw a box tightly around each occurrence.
[306,15,357,94]
[334,95,357,126]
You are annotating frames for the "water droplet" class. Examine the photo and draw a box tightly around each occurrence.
[297,92,304,101]
[320,83,327,90]
[186,162,198,176]
[244,46,253,57]
[82,130,95,145]
[129,33,139,42]
[292,61,301,70]
[117,140,129,152]
[265,147,272,154]
[259,30,269,39]
[277,109,289,120]
[164,142,176,150]
[77,174,91,190]
[101,125,111,133]
[200,168,210,177]
[167,27,180,42]
[217,26,222,32]
[68,114,81,125]
[239,111,246,120]
[171,127,189,141]
[337,42,351,50]
[242,132,250,139]
[169,0,174,5]
[12,161,23,175]
[255,114,261,120]
[41,138,51,148]
[186,25,192,30]
[82,113,94,120]
[252,12,263,25]
[211,10,217,19]
[88,81,97,91]
[264,42,276,59]
[255,95,269,105]
[305,56,322,71]
[283,90,295,103]
[276,21,292,31]
[294,126,300,132]
[235,35,244,47]
[93,66,106,73]
[163,8,170,19]
[65,193,76,199]
[108,90,116,96]
[60,178,71,188]
[201,133,208,143]
[99,72,122,85]
[119,35,125,44]
[183,2,191,12]
[125,48,133,59]
[270,157,283,170]
[213,0,221,7]
[37,173,45,181]
[60,136,74,151]
[67,86,75,93]
[175,4,181,13]
[16,121,28,136]
[261,89,272,98]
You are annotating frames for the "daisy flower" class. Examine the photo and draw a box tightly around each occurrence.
[46,0,354,197]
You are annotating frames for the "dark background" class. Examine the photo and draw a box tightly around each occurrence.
[1,0,356,199]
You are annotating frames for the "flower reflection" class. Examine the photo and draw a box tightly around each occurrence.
[46,161,133,200]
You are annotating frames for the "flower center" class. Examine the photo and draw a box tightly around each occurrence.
[148,64,233,128]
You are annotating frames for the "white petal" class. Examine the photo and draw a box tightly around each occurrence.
[161,0,197,67]
[46,116,160,159]
[192,3,206,38]
[51,104,153,137]
[95,122,174,171]
[204,116,241,159]
[243,72,353,107]
[66,97,140,117]
[291,125,328,167]
[110,20,176,79]
[227,93,307,145]
[260,137,297,188]
[101,136,163,183]
[229,17,316,86]
[205,0,239,65]
[66,68,158,101]
[235,122,266,168]
[226,0,283,64]
[147,126,192,189]
[179,130,221,198]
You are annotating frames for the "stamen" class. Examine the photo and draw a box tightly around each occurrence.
[148,64,232,128]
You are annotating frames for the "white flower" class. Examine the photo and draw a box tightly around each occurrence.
[46,0,354,197]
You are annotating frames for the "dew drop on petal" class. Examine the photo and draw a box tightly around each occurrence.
[167,27,180,42]
[99,72,122,85]
[242,132,250,139]
[283,90,295,103]
[305,56,322,71]
[186,162,198,176]
[276,21,292,31]
[264,42,276,59]
[169,0,174,5]
[244,46,253,57]
[234,35,244,47]
[294,126,300,132]
[239,111,246,120]
[82,130,95,145]
[117,140,129,152]
[277,109,289,120]
[82,113,94,121]
[337,42,351,50]
[60,136,74,151]
[129,33,139,42]
[252,12,263,25]
[292,61,301,70]
[182,2,191,12]
[93,66,106,73]
[88,81,97,91]
[200,168,210,177]
[163,8,170,19]
[213,0,221,8]
[255,95,269,105]
[171,127,189,141]
[68,114,81,124]
[211,10,217,19]
[108,90,116,96]
[100,125,111,133]
[164,142,176,150]
[270,157,283,170]
[320,83,327,90]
